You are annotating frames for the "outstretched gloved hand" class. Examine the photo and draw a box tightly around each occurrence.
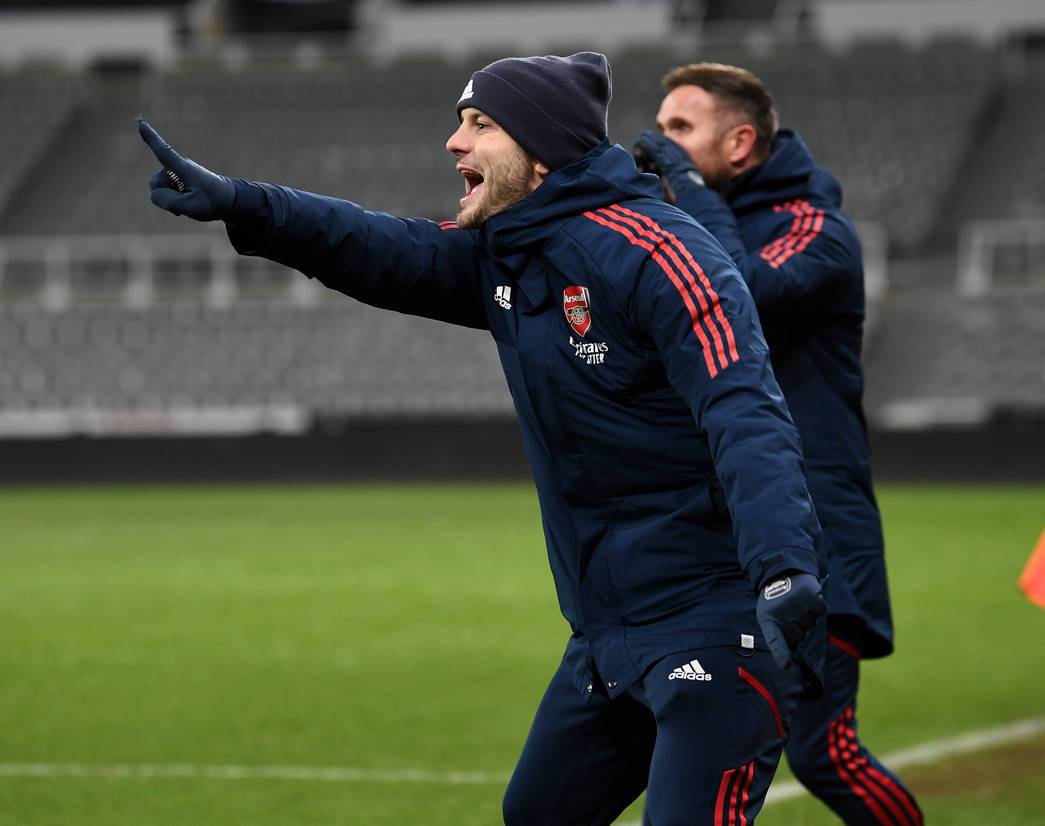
[756,571,827,671]
[632,129,706,205]
[137,117,236,221]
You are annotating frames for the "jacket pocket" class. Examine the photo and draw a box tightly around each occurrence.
[595,485,736,624]
[730,663,788,763]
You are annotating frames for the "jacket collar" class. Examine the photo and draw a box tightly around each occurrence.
[479,141,660,309]
[726,129,842,214]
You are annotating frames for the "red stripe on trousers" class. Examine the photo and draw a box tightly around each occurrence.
[738,760,755,826]
[864,763,922,825]
[828,716,895,824]
[728,762,743,826]
[594,206,729,370]
[840,709,922,824]
[827,634,862,659]
[609,203,740,363]
[583,210,719,377]
[738,667,786,739]
[714,768,735,826]
[844,754,912,825]
[855,758,919,826]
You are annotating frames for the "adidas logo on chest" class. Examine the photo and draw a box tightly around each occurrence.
[668,658,712,681]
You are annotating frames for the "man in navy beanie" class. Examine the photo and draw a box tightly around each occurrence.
[451,52,612,228]
[139,52,827,824]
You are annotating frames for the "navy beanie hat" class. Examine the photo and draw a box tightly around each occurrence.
[456,52,612,171]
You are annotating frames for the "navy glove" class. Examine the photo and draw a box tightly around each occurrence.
[632,129,705,205]
[756,571,827,671]
[138,117,236,221]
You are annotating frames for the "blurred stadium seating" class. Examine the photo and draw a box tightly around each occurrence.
[0,69,84,214]
[864,290,1045,427]
[948,55,1045,227]
[0,32,1042,444]
[0,299,504,419]
[0,40,1005,243]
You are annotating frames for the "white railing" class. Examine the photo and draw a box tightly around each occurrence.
[957,219,1045,295]
[0,224,890,307]
[0,233,321,310]
[0,405,309,438]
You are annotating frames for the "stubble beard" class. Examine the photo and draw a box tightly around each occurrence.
[703,163,734,193]
[456,151,536,230]
[689,151,732,192]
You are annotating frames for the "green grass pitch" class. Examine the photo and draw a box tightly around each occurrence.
[0,483,1042,825]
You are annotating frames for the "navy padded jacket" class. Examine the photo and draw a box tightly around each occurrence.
[225,141,828,694]
[675,130,893,658]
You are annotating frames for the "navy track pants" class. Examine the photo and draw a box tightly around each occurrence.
[784,634,923,825]
[503,644,793,825]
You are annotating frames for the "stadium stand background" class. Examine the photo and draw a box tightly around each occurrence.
[0,0,1043,480]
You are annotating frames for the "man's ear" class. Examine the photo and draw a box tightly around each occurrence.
[535,160,551,179]
[728,124,759,166]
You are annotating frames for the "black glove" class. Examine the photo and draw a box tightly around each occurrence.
[138,117,236,221]
[632,129,705,205]
[756,571,827,671]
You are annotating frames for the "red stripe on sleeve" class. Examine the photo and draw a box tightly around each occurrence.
[769,202,821,266]
[789,207,825,258]
[760,199,825,270]
[756,201,802,262]
[594,206,729,370]
[738,667,786,739]
[759,201,802,262]
[583,210,719,378]
[609,203,740,364]
[764,203,812,265]
[768,204,815,266]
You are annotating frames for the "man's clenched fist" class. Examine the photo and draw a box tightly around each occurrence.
[632,129,705,205]
[138,117,236,221]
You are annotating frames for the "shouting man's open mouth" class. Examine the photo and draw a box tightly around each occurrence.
[458,165,485,211]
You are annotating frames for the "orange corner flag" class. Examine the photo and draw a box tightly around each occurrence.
[1019,529,1045,610]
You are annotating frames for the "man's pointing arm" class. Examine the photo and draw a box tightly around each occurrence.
[138,119,486,329]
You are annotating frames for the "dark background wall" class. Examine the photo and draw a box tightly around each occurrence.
[2,419,1042,483]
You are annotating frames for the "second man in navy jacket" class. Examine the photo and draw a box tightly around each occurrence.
[635,61,923,826]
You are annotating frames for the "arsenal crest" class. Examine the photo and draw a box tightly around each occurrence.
[563,285,592,337]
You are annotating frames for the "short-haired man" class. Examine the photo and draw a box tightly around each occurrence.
[634,62,923,825]
[139,52,828,824]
